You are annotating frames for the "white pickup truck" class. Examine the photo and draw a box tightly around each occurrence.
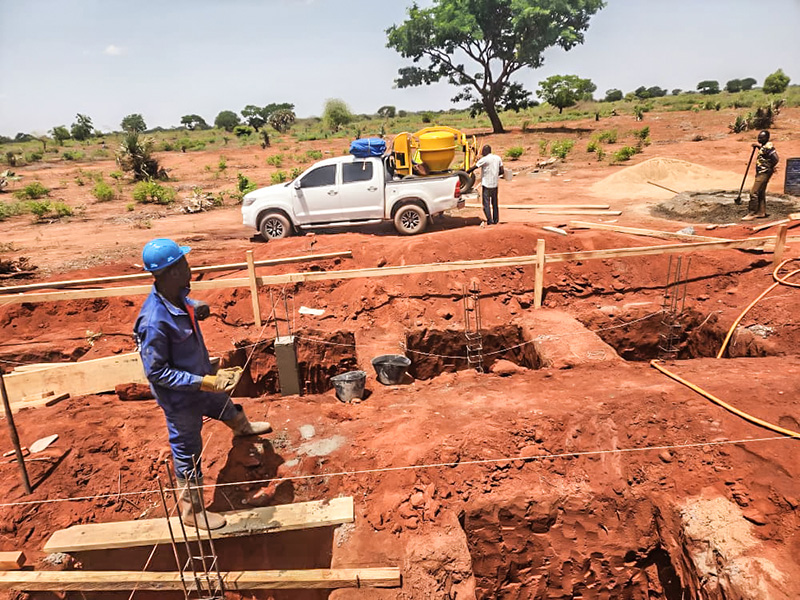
[241,155,463,240]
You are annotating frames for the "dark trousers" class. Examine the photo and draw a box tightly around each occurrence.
[749,172,772,216]
[482,186,499,224]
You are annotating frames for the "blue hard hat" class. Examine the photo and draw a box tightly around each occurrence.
[142,238,191,272]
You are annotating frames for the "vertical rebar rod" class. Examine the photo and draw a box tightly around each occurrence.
[157,477,190,600]
[282,290,291,337]
[0,372,32,494]
[190,458,226,596]
[165,463,203,594]
[183,471,214,596]
[269,290,281,339]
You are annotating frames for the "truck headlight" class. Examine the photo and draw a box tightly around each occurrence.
[242,194,256,207]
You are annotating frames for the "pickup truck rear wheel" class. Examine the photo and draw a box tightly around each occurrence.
[259,212,292,241]
[394,204,428,236]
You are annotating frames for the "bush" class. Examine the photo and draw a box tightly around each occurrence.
[595,147,605,161]
[596,129,618,143]
[290,166,303,179]
[0,201,22,221]
[420,112,433,123]
[233,125,254,138]
[763,69,790,94]
[266,154,284,168]
[270,171,288,185]
[587,139,600,153]
[604,89,623,102]
[14,181,49,200]
[25,200,72,220]
[728,115,748,133]
[92,180,115,202]
[117,132,163,180]
[550,140,574,159]
[633,126,650,144]
[109,170,124,180]
[237,173,257,195]
[505,146,524,160]
[25,151,44,163]
[28,200,52,219]
[132,180,175,205]
[269,109,296,133]
[613,146,638,162]
[126,203,135,211]
[749,100,784,130]
[322,99,353,131]
[218,156,227,171]
[62,150,85,161]
[305,149,323,161]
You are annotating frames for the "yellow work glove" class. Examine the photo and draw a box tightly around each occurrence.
[200,367,243,394]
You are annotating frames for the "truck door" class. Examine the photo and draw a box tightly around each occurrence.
[292,164,340,223]
[337,158,384,220]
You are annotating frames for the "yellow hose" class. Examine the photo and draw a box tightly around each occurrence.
[650,359,800,438]
[716,259,800,358]
[651,258,800,439]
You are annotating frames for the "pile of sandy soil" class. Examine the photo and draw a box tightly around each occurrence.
[652,190,800,223]
[592,157,742,200]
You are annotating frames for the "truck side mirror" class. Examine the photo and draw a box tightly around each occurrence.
[293,179,302,190]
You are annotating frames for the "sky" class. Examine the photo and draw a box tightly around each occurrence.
[1,0,798,136]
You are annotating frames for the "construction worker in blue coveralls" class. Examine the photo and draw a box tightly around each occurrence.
[134,238,271,530]
[467,144,504,226]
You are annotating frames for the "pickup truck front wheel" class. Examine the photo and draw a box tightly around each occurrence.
[393,204,428,236]
[259,212,292,241]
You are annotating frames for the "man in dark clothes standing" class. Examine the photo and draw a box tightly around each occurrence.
[742,130,779,220]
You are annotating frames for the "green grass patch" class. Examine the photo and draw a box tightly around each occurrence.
[14,181,49,200]
[132,180,176,205]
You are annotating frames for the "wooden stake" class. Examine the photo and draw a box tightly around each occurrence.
[773,225,789,268]
[0,373,31,494]
[0,552,26,571]
[534,239,545,309]
[246,251,262,328]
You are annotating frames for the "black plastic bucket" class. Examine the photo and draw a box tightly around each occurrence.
[330,370,366,402]
[371,354,412,385]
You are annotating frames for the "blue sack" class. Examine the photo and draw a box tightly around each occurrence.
[349,138,386,158]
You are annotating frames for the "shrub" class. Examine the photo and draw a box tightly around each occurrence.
[237,173,257,195]
[613,146,638,162]
[728,115,748,133]
[632,106,645,121]
[270,171,288,185]
[550,140,574,159]
[53,201,73,218]
[132,180,175,205]
[633,126,650,143]
[25,151,43,163]
[126,203,135,211]
[266,154,284,168]
[92,180,115,202]
[421,112,433,123]
[748,100,784,130]
[62,150,85,161]
[322,99,353,131]
[109,170,124,180]
[290,166,303,179]
[14,181,49,200]
[538,139,548,156]
[159,140,175,151]
[233,125,254,138]
[28,200,52,219]
[763,69,790,94]
[505,146,524,160]
[269,109,296,133]
[305,149,323,161]
[117,132,163,180]
[521,119,532,133]
[0,201,22,221]
[732,95,753,109]
[596,129,618,143]
[218,156,227,171]
[587,140,600,153]
[595,147,605,161]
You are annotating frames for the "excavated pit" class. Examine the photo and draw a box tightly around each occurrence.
[404,324,541,379]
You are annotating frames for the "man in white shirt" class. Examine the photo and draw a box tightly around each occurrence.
[468,144,504,225]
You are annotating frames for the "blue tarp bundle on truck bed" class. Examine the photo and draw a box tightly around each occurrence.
[350,138,386,158]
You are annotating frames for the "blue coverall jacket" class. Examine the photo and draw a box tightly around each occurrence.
[134,286,237,479]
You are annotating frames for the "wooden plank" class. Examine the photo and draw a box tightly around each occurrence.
[773,225,789,268]
[2,353,145,408]
[545,236,775,264]
[0,551,25,571]
[0,251,353,294]
[43,496,354,553]
[538,210,622,216]
[752,218,791,232]
[534,239,545,309]
[1,236,790,307]
[569,221,725,243]
[465,203,610,210]
[246,250,262,327]
[0,567,400,591]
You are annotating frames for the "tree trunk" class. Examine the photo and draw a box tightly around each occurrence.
[483,97,505,134]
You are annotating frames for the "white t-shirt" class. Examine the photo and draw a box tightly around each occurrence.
[476,153,503,189]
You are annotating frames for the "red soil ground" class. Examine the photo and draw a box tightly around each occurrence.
[1,108,799,599]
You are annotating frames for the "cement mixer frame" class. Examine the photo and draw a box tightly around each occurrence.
[391,126,479,194]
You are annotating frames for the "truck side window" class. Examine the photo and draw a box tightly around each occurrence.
[300,165,336,188]
[342,161,374,184]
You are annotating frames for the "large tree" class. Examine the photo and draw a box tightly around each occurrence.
[763,69,790,94]
[121,113,147,133]
[386,0,604,133]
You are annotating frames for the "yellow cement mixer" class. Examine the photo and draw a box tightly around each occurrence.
[391,126,479,193]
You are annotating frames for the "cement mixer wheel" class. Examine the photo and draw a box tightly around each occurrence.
[455,170,475,194]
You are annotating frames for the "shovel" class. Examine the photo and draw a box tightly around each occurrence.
[735,146,756,205]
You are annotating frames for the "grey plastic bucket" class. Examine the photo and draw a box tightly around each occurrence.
[330,370,366,402]
[371,354,412,385]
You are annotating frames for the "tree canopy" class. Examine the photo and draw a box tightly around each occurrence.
[121,113,147,133]
[386,0,605,133]
[603,89,623,102]
[322,98,353,131]
[763,69,790,94]
[180,114,209,130]
[214,110,241,132]
[697,80,720,95]
[70,113,93,141]
[537,74,595,113]
[50,126,70,144]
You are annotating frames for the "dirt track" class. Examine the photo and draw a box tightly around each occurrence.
[1,108,799,599]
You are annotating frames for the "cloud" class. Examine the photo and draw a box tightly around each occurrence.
[103,45,123,56]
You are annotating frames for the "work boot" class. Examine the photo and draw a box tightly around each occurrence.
[175,477,226,531]
[741,213,756,221]
[224,406,272,437]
